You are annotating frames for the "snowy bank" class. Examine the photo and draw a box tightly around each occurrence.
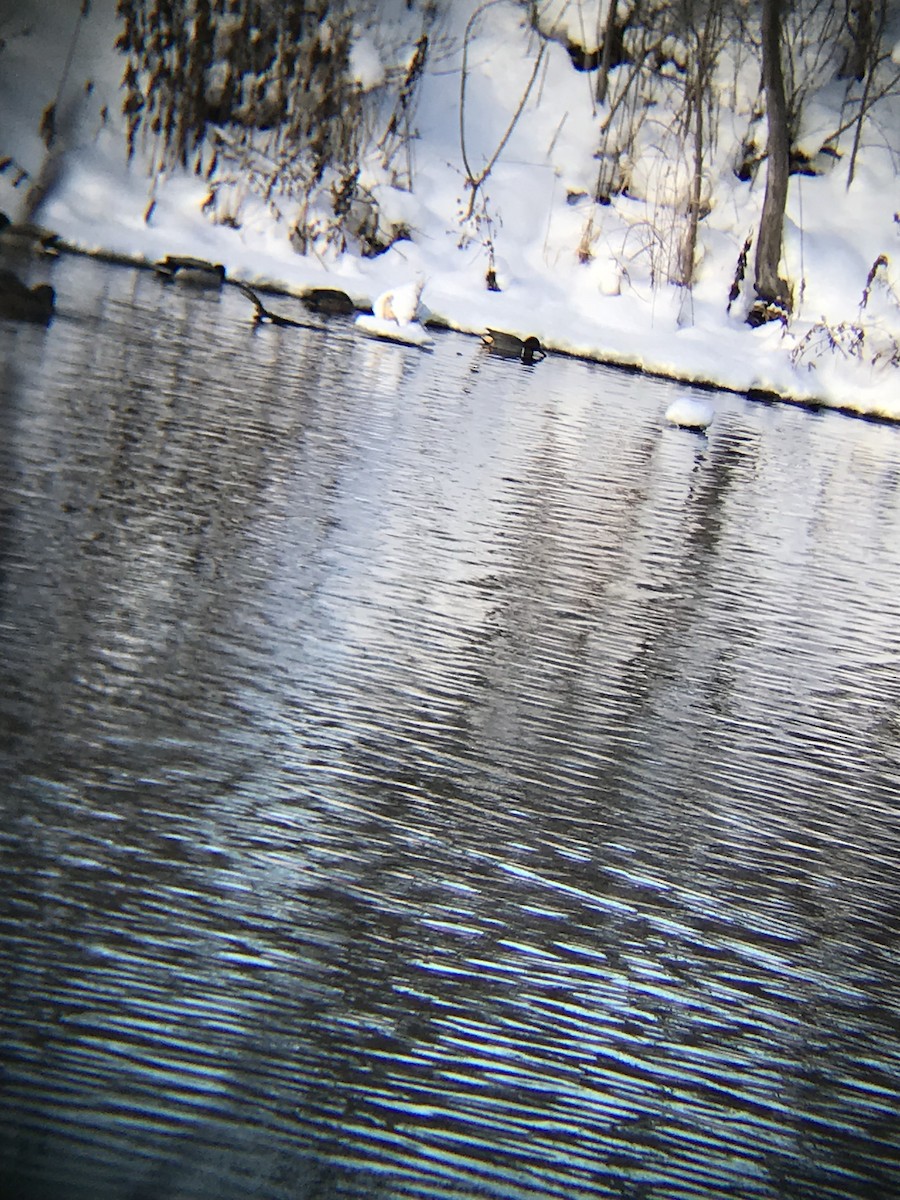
[1,0,898,420]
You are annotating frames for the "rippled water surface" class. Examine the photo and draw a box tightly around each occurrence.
[2,256,900,1200]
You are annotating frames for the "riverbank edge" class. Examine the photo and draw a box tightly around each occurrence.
[42,240,900,429]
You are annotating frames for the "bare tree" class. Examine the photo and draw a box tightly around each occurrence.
[844,0,900,187]
[840,0,874,80]
[674,0,726,289]
[750,0,791,322]
[596,0,629,102]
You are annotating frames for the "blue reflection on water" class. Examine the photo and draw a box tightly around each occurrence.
[1,256,900,1200]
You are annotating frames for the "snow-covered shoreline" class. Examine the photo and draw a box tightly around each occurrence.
[1,0,898,421]
[28,233,892,428]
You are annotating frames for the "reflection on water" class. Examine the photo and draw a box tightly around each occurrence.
[2,257,900,1200]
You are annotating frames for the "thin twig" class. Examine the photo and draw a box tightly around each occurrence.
[459,0,546,218]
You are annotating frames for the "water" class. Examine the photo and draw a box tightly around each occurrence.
[2,256,900,1200]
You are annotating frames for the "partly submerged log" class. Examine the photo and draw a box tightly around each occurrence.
[227,279,320,329]
[0,212,61,256]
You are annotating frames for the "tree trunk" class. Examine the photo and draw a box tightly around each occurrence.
[846,0,886,189]
[840,0,874,80]
[596,0,621,104]
[751,0,791,322]
[676,68,704,289]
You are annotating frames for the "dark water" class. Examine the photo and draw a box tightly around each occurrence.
[2,256,900,1200]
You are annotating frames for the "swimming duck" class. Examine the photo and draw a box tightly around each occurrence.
[154,255,226,287]
[482,329,546,364]
[0,212,61,255]
[664,395,714,432]
[0,268,55,323]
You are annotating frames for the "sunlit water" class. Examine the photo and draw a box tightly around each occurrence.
[2,256,900,1200]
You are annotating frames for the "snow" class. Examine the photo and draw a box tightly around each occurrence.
[1,0,898,420]
[372,280,426,325]
[665,394,715,431]
[355,313,435,348]
[358,280,432,345]
[349,34,385,90]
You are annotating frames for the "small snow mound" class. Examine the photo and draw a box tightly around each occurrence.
[665,395,714,431]
[350,36,385,90]
[355,313,433,348]
[372,280,425,326]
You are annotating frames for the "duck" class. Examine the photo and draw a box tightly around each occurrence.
[0,212,61,255]
[664,394,714,432]
[154,255,226,287]
[0,268,55,323]
[482,329,546,364]
[302,287,355,316]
